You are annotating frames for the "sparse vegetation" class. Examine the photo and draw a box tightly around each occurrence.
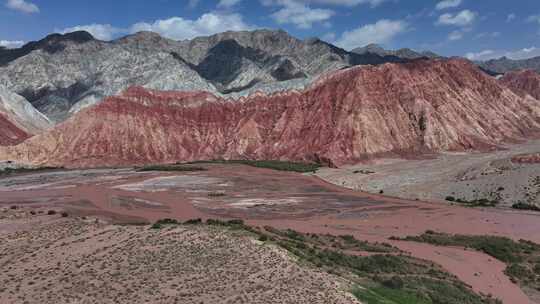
[452,198,499,207]
[353,169,375,174]
[0,166,63,177]
[512,202,540,212]
[208,192,226,197]
[177,220,499,304]
[187,160,321,173]
[399,231,540,293]
[137,164,206,172]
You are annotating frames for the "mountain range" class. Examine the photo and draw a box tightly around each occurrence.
[478,56,540,75]
[1,58,539,168]
[351,43,440,60]
[0,29,412,123]
[0,29,539,168]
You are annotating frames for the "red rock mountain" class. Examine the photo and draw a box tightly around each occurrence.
[0,86,52,146]
[0,113,30,146]
[500,70,540,100]
[2,58,540,168]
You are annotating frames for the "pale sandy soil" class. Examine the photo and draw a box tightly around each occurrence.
[316,140,540,207]
[0,207,358,304]
[1,164,540,303]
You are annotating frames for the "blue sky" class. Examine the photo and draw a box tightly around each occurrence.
[1,0,540,60]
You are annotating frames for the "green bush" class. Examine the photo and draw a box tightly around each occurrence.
[512,202,540,212]
[188,160,321,173]
[137,165,206,172]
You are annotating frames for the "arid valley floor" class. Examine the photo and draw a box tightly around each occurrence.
[2,141,540,304]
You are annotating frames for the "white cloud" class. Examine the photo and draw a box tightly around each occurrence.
[309,0,387,7]
[0,40,24,48]
[437,9,477,26]
[57,12,254,42]
[448,30,463,41]
[465,50,495,61]
[188,0,200,8]
[527,14,540,25]
[474,31,500,39]
[465,47,540,61]
[335,19,408,50]
[59,24,124,41]
[506,13,516,23]
[435,0,461,10]
[6,0,39,13]
[130,13,253,40]
[268,0,335,29]
[263,0,387,7]
[321,31,336,41]
[217,0,242,8]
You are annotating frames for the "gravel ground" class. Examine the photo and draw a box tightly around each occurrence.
[0,207,359,304]
[317,140,540,207]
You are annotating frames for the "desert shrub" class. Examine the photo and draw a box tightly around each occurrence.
[137,165,206,172]
[61,212,69,218]
[188,160,321,173]
[208,192,226,197]
[382,276,405,289]
[183,218,202,225]
[156,218,179,225]
[512,202,540,212]
[445,196,455,202]
[505,263,533,280]
[47,210,57,215]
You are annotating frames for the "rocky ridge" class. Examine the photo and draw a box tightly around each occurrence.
[0,30,407,122]
[0,85,52,145]
[478,56,540,75]
[500,69,540,100]
[2,58,539,168]
[352,43,440,60]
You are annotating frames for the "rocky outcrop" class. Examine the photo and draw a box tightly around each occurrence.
[0,32,215,122]
[2,59,539,167]
[0,86,52,145]
[478,56,540,75]
[0,30,411,122]
[352,43,440,60]
[0,114,30,146]
[500,70,540,100]
[512,153,540,164]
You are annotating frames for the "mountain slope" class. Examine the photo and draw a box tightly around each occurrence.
[500,70,540,100]
[478,56,540,75]
[0,31,215,122]
[2,59,539,168]
[0,30,410,122]
[352,44,440,60]
[0,86,52,145]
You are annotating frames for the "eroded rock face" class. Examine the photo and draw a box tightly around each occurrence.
[0,30,409,123]
[500,70,540,100]
[2,59,540,167]
[0,113,30,146]
[0,86,52,145]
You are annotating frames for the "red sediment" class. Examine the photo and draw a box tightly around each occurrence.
[500,69,540,100]
[0,113,30,146]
